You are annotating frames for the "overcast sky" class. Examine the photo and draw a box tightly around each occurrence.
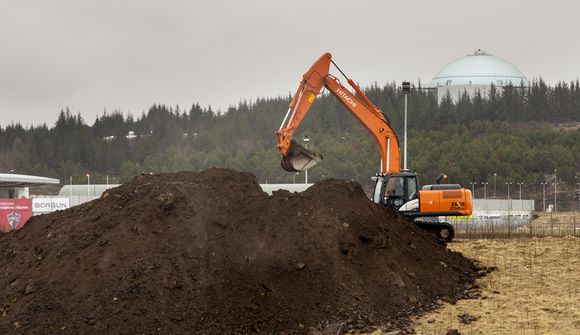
[1,0,579,127]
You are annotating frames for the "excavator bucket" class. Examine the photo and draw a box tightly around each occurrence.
[281,140,323,172]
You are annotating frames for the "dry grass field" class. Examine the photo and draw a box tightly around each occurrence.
[363,237,579,335]
[412,237,579,335]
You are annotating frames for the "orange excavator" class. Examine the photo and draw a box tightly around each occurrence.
[276,52,472,242]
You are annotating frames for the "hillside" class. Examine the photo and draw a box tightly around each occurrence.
[1,81,579,209]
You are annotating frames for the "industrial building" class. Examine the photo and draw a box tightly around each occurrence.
[0,173,60,232]
[430,49,528,102]
[59,183,313,206]
[0,173,59,199]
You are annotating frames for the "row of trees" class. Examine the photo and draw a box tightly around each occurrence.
[0,79,579,207]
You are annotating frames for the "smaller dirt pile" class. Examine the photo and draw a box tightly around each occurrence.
[0,169,479,334]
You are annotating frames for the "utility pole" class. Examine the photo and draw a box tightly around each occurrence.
[402,81,411,170]
[470,182,477,198]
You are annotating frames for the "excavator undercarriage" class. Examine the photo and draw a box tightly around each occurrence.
[413,221,455,243]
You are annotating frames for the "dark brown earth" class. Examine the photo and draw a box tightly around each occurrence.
[0,168,480,335]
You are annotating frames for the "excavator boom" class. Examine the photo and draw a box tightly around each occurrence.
[276,52,399,174]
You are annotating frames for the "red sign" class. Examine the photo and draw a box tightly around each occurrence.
[0,199,32,233]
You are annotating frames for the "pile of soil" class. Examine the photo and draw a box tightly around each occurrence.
[0,168,480,334]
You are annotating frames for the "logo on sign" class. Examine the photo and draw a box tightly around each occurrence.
[7,212,21,230]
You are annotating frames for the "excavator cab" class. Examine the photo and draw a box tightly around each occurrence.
[372,172,419,210]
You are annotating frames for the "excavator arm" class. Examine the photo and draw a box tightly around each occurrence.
[276,52,400,174]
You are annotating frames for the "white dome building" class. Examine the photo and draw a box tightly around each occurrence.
[430,49,528,102]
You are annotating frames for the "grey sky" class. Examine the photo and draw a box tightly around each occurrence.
[1,0,579,127]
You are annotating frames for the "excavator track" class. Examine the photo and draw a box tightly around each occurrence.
[412,221,455,243]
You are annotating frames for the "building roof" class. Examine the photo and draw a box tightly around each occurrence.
[0,173,60,188]
[430,49,528,87]
[59,184,120,197]
[58,183,314,198]
[259,183,313,195]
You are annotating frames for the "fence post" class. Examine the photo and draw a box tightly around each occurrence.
[574,209,577,238]
[550,211,554,237]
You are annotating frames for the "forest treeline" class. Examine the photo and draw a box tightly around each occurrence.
[1,79,579,205]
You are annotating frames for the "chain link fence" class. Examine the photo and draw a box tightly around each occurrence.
[449,213,579,239]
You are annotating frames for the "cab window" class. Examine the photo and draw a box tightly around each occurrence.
[407,177,417,200]
[385,177,405,197]
[385,176,418,201]
[372,178,383,204]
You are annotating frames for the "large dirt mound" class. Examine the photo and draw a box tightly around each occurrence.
[0,168,479,334]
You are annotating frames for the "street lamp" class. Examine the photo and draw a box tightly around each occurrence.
[402,81,411,171]
[506,182,513,212]
[517,182,524,211]
[517,182,523,200]
[302,135,310,184]
[293,172,299,184]
[493,173,497,198]
[481,182,489,199]
[469,182,477,198]
[86,173,90,196]
[482,182,489,218]
[540,182,547,212]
